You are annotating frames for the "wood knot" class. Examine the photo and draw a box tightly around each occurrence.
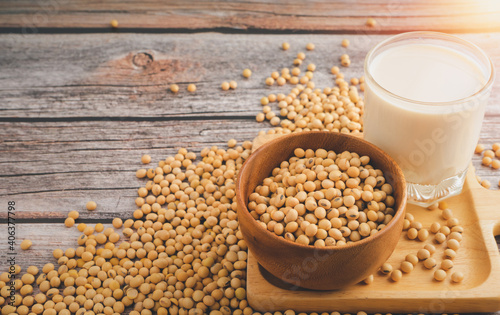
[132,52,154,68]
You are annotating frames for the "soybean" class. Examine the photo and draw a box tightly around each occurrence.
[417,249,430,261]
[86,201,97,211]
[252,148,395,246]
[441,259,454,271]
[20,239,32,250]
[400,261,414,273]
[242,69,252,78]
[451,271,464,283]
[391,270,402,282]
[423,258,437,269]
[380,263,392,275]
[434,269,447,281]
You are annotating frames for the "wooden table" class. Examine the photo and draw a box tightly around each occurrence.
[1,1,500,314]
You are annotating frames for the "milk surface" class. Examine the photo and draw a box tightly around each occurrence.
[364,43,489,185]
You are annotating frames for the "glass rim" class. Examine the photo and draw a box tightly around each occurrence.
[364,31,495,107]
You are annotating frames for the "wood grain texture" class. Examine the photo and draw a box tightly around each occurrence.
[0,119,267,220]
[0,30,499,314]
[0,119,498,219]
[0,33,500,218]
[1,33,500,118]
[0,1,500,33]
[0,223,98,271]
[0,33,367,119]
[247,167,500,313]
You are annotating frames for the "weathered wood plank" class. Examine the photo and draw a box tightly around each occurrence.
[0,30,499,313]
[0,1,500,33]
[0,33,362,118]
[0,119,268,219]
[0,224,498,314]
[1,33,500,119]
[0,223,86,272]
[0,120,265,178]
[1,117,500,220]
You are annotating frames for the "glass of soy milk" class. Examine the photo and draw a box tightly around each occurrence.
[363,32,495,206]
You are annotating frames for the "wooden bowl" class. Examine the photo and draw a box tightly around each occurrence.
[236,131,407,290]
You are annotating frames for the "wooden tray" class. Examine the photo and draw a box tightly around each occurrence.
[246,135,500,313]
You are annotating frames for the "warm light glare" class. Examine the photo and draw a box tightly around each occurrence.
[462,0,500,31]
[474,0,500,11]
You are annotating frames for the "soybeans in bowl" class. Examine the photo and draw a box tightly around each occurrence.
[236,131,407,290]
[251,147,395,247]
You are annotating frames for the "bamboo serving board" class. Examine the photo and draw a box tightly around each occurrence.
[246,134,500,313]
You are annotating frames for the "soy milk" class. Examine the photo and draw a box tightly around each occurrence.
[364,43,489,186]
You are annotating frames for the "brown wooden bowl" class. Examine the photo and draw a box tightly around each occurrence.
[236,131,407,290]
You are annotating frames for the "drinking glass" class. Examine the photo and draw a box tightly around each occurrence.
[363,32,495,206]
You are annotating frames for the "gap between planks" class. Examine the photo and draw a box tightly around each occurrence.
[0,115,256,123]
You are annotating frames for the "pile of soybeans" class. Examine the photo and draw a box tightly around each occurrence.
[0,40,464,315]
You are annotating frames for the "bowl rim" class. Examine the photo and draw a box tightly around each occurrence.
[236,131,407,252]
